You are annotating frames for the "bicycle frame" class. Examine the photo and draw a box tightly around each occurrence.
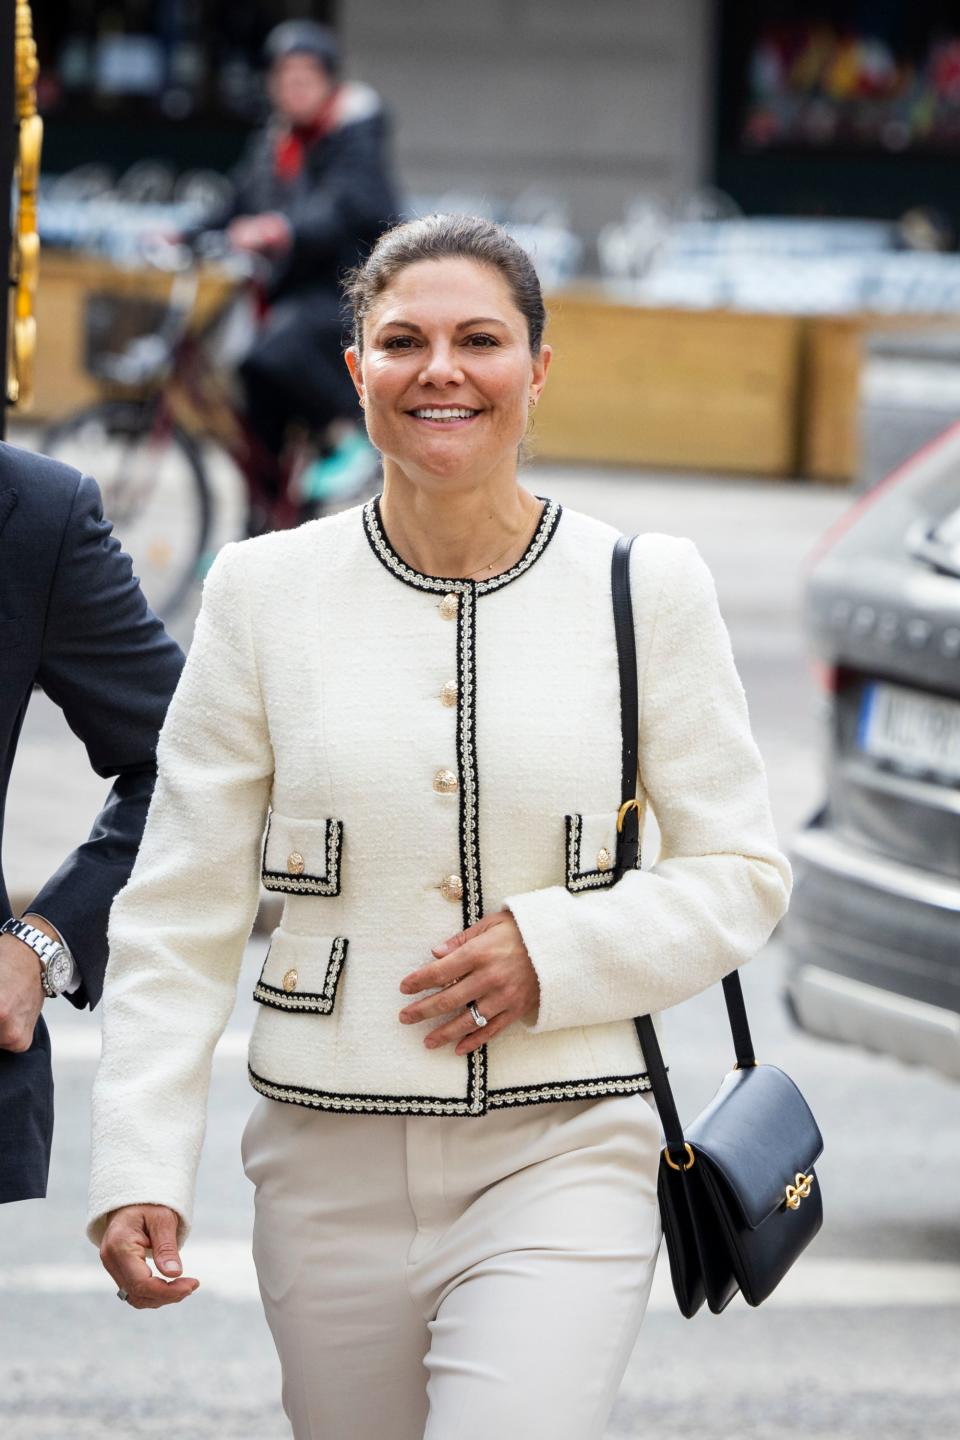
[108,248,310,534]
[162,324,302,532]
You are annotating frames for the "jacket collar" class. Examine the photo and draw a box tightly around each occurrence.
[362,493,562,596]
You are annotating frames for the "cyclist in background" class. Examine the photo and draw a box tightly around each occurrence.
[190,20,399,521]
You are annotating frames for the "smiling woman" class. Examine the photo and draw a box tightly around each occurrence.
[87,213,791,1440]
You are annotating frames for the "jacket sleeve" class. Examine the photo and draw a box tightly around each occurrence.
[502,537,792,1035]
[30,472,184,1011]
[281,116,398,273]
[86,542,273,1249]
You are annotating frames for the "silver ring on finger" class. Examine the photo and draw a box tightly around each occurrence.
[116,1287,130,1302]
[468,1002,488,1029]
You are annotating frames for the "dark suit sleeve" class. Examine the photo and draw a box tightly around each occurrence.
[28,473,184,1012]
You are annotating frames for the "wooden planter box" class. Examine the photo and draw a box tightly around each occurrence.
[535,292,803,476]
[23,257,958,484]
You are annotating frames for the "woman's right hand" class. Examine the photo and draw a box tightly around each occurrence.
[99,1203,200,1310]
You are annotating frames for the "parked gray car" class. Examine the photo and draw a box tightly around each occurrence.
[784,423,960,1081]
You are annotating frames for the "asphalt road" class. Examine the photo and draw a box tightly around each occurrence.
[2,463,958,1439]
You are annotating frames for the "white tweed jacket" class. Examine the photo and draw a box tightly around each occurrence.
[87,494,791,1244]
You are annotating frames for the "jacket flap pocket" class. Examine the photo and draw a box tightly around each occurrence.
[564,812,620,892]
[261,812,343,895]
[254,932,348,1013]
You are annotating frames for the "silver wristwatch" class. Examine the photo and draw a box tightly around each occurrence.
[0,918,74,997]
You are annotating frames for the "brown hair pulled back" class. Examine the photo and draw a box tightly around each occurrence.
[344,213,547,356]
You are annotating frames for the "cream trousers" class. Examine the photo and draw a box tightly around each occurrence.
[240,1088,663,1440]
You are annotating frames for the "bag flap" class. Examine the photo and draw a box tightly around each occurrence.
[685,1064,823,1229]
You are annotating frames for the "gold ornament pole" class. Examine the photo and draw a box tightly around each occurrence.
[0,1,14,433]
[8,0,42,408]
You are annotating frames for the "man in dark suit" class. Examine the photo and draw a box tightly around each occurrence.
[0,443,184,1204]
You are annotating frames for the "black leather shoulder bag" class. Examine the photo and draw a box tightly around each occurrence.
[611,533,824,1318]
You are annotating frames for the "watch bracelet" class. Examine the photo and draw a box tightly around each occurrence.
[0,917,69,995]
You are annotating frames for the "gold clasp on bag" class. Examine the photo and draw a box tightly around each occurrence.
[663,1143,696,1172]
[784,1171,815,1210]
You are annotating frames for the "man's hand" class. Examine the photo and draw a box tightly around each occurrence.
[100,1204,200,1310]
[0,913,52,1052]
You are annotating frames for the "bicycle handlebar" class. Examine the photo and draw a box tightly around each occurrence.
[94,233,266,388]
[138,231,264,284]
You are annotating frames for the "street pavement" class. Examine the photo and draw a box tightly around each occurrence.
[2,458,959,1439]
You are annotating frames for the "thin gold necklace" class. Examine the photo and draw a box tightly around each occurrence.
[462,503,543,581]
[463,535,525,580]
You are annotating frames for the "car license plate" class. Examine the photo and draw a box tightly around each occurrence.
[858,681,960,782]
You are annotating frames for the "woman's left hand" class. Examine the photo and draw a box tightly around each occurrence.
[398,911,540,1054]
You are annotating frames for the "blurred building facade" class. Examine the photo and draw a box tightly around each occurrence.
[340,0,715,240]
[33,3,960,244]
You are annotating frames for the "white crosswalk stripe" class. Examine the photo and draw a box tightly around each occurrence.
[2,1248,958,1310]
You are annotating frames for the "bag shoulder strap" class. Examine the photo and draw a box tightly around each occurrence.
[611,535,757,1156]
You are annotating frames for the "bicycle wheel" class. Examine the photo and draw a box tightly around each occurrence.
[42,398,213,618]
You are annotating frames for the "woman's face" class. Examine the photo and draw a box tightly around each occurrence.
[345,257,551,487]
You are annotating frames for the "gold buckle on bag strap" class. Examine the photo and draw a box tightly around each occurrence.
[616,798,641,833]
[663,1143,695,1172]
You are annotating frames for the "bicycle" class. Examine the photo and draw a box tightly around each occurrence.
[42,235,380,617]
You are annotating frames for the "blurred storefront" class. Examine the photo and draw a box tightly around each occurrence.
[32,1,336,175]
[717,0,960,232]
[41,2,960,241]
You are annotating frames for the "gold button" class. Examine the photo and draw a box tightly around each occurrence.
[287,852,305,875]
[433,768,458,794]
[440,874,464,902]
[439,593,459,620]
[282,968,299,993]
[440,680,458,707]
[597,847,614,872]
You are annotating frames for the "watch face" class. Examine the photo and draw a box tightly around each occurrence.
[46,950,72,993]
